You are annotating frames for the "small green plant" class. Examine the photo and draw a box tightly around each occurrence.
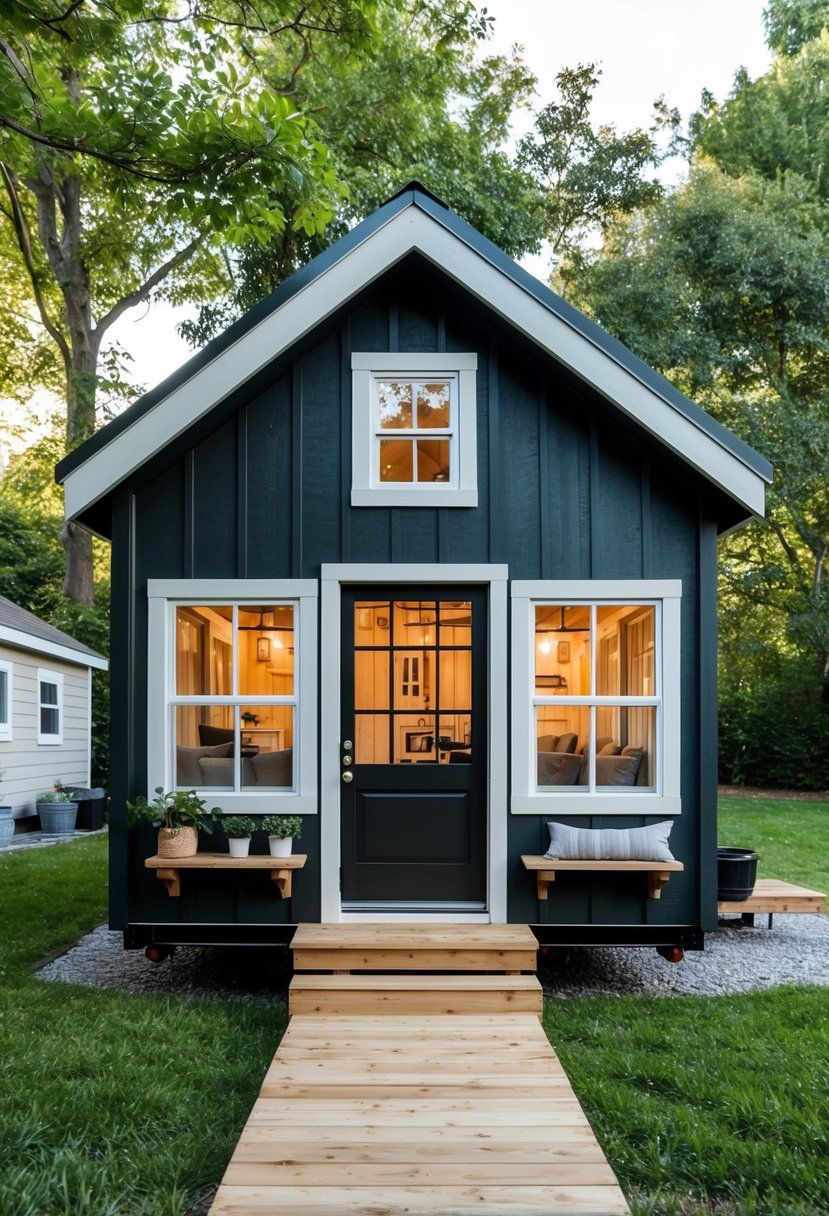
[37,789,74,804]
[260,814,302,839]
[240,712,260,726]
[221,815,257,839]
[126,787,222,837]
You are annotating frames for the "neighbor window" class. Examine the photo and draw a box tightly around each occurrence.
[37,668,63,745]
[351,353,478,506]
[0,660,12,741]
[511,581,681,815]
[147,580,318,813]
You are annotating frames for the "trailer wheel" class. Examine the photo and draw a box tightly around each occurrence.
[145,944,175,964]
[656,945,684,964]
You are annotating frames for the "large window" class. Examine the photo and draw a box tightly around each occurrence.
[148,581,318,813]
[0,660,12,741]
[37,668,63,745]
[511,581,681,815]
[351,353,478,507]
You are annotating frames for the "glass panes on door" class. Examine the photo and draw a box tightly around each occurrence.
[534,604,657,792]
[353,600,473,765]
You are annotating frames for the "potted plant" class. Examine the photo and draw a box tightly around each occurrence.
[127,787,222,858]
[240,712,260,727]
[222,815,257,858]
[260,814,302,858]
[0,771,13,848]
[36,784,79,835]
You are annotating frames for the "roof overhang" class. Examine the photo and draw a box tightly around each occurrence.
[0,624,109,670]
[58,191,770,527]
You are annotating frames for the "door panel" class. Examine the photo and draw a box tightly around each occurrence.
[341,587,487,908]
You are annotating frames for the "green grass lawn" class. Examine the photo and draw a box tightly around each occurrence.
[1,802,827,1216]
[718,795,829,892]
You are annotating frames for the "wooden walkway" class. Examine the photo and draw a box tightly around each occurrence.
[208,924,630,1215]
[209,1013,629,1215]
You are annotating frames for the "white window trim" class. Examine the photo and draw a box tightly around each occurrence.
[511,580,681,816]
[37,667,64,745]
[351,352,478,507]
[0,660,12,741]
[147,579,318,814]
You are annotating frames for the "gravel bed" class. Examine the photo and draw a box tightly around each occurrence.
[37,912,829,1002]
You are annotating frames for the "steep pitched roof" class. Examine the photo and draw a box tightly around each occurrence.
[0,596,108,669]
[57,183,771,529]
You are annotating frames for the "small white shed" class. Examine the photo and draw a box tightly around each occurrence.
[0,596,108,826]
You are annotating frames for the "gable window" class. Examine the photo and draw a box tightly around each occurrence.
[37,669,63,745]
[148,580,318,814]
[511,581,681,815]
[351,353,478,507]
[0,661,12,741]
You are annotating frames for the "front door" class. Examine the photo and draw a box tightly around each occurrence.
[340,587,488,910]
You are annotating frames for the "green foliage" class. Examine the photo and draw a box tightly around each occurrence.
[221,815,257,838]
[718,794,829,891]
[126,787,222,835]
[0,496,64,617]
[719,665,829,791]
[260,814,302,838]
[764,0,829,57]
[36,789,73,804]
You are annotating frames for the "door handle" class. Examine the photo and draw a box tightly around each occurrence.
[341,771,353,784]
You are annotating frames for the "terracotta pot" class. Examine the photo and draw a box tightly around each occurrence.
[157,825,198,858]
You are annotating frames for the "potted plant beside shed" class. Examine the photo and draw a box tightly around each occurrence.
[127,787,222,858]
[261,814,302,858]
[222,815,257,858]
[37,782,79,834]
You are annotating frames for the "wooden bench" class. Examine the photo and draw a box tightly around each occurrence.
[144,852,307,899]
[521,855,683,901]
[718,878,826,929]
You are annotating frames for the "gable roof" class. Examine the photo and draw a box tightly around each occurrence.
[57,183,771,529]
[0,596,108,670]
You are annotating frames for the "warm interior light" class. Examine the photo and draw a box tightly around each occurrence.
[538,639,551,655]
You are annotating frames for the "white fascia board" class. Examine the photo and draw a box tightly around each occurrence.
[0,626,108,671]
[63,206,767,521]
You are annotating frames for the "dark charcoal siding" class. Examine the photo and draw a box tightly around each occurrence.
[109,255,715,933]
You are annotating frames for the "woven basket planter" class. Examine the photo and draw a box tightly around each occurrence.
[157,826,198,858]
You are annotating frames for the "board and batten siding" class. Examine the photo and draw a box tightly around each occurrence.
[0,644,92,816]
[110,257,717,930]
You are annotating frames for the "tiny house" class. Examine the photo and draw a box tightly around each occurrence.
[0,595,107,830]
[56,184,770,952]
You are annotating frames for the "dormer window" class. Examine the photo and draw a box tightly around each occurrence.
[351,353,478,507]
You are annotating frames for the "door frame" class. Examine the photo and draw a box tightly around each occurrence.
[320,564,508,923]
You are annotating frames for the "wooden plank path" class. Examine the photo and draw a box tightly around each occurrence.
[208,1012,630,1215]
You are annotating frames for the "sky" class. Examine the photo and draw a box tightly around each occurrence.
[11,0,774,437]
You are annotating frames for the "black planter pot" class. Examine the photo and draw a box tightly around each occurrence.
[717,847,759,901]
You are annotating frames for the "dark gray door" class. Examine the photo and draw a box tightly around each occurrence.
[340,587,487,909]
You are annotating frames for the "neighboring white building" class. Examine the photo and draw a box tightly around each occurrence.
[0,596,108,821]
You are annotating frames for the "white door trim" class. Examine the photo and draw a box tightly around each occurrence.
[320,564,508,923]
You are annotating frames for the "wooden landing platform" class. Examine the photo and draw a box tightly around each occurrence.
[718,878,826,927]
[208,1013,631,1215]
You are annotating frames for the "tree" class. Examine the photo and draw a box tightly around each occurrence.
[516,63,677,269]
[0,0,383,604]
[182,1,543,346]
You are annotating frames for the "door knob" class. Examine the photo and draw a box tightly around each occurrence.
[341,771,353,783]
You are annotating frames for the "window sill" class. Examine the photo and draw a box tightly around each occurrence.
[351,488,478,508]
[511,794,681,816]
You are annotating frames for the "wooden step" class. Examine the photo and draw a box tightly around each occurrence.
[291,922,538,973]
[289,974,543,1017]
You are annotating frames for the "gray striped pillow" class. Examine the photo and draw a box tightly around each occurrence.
[544,820,675,862]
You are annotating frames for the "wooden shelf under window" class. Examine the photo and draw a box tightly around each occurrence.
[521,855,683,901]
[144,853,307,899]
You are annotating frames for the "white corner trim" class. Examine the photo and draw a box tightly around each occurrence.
[62,206,767,522]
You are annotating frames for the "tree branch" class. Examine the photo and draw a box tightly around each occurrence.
[94,235,203,338]
[0,161,71,371]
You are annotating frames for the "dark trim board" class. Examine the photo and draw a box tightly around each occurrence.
[532,925,705,951]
